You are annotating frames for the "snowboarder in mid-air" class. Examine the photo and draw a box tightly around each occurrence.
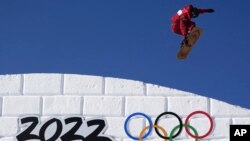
[171,5,215,46]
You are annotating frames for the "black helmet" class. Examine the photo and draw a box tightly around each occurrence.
[191,7,199,18]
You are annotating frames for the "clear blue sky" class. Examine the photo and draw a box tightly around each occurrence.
[0,0,249,108]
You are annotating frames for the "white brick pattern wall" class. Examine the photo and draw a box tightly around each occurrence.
[0,74,250,141]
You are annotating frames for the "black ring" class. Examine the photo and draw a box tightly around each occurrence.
[154,112,183,139]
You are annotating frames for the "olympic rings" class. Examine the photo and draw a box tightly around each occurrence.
[139,125,168,141]
[170,124,198,141]
[154,112,183,140]
[124,112,153,140]
[124,110,214,140]
[185,110,214,139]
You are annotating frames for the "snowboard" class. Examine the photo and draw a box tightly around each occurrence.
[177,27,203,60]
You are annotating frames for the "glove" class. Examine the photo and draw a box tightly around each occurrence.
[207,9,215,13]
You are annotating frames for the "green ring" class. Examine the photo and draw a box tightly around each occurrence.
[169,124,199,141]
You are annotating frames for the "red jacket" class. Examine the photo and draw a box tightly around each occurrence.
[171,5,211,36]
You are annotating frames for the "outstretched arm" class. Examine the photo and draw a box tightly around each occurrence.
[198,8,215,14]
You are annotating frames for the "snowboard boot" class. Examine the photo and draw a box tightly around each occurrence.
[181,38,190,47]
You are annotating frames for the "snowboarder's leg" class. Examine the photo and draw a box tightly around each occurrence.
[180,21,196,47]
[186,21,196,34]
[172,23,187,47]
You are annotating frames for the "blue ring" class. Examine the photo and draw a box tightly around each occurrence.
[124,112,153,140]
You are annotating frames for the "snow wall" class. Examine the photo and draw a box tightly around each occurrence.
[0,73,250,141]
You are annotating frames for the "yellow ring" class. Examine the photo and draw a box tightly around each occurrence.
[139,125,168,141]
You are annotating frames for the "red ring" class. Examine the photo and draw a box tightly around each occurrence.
[184,111,214,139]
